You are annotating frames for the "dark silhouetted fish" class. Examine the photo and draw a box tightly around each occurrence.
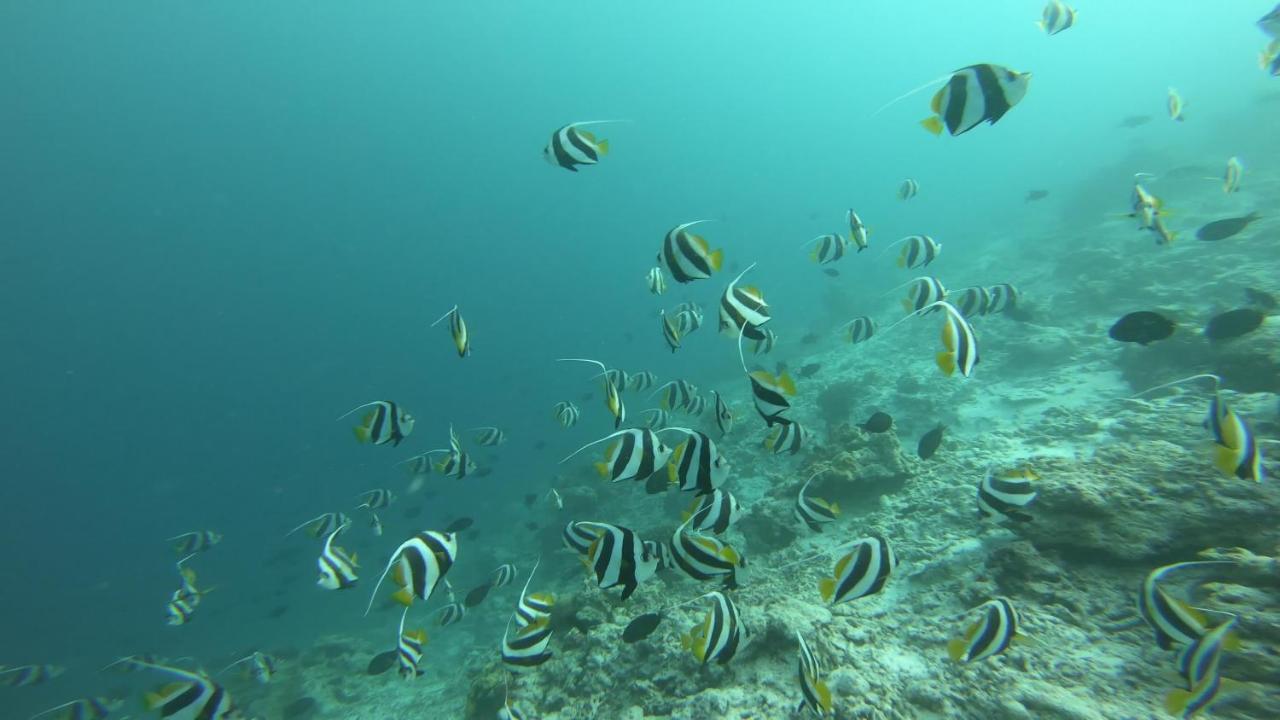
[1244,288,1277,310]
[534,440,547,451]
[860,412,893,433]
[800,332,819,345]
[1024,190,1049,202]
[918,425,946,460]
[266,604,289,619]
[464,584,491,608]
[1204,308,1265,341]
[1118,114,1151,128]
[444,517,474,533]
[366,651,397,676]
[622,613,664,643]
[798,363,822,378]
[1109,311,1176,345]
[1196,212,1260,241]
[525,521,539,531]
[523,494,538,507]
[823,268,840,277]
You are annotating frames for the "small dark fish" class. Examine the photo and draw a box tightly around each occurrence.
[523,493,538,507]
[1204,308,1265,341]
[524,521,539,531]
[800,332,819,345]
[534,440,547,450]
[622,612,664,643]
[444,517,474,533]
[1024,190,1049,202]
[644,471,669,495]
[402,506,423,520]
[823,268,840,277]
[266,604,289,619]
[1244,288,1277,310]
[860,412,893,433]
[580,391,595,402]
[1118,114,1152,128]
[798,363,822,378]
[918,425,946,460]
[1109,311,1176,346]
[366,650,398,676]
[1196,212,1261,242]
[464,583,490,608]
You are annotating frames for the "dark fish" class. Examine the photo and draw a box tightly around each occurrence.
[798,363,822,378]
[1204,308,1265,341]
[1243,288,1277,310]
[1109,311,1176,345]
[1118,114,1152,128]
[523,494,538,507]
[266,604,289,619]
[366,650,398,676]
[644,471,669,495]
[918,425,945,460]
[464,584,491,608]
[823,268,840,277]
[800,332,819,345]
[534,440,547,450]
[444,517,474,533]
[860,412,893,433]
[622,613,664,643]
[1024,190,1049,202]
[1195,212,1260,241]
[524,521,539,531]
[580,391,595,402]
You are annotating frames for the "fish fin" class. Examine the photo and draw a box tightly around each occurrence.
[353,426,370,443]
[829,502,840,515]
[1165,682,1204,717]
[920,116,944,135]
[818,577,836,603]
[930,88,943,114]
[392,588,414,607]
[816,680,833,711]
[720,546,740,564]
[936,352,956,376]
[593,462,610,479]
[896,254,906,268]
[596,138,609,156]
[708,249,724,271]
[1223,631,1243,652]
[946,638,967,662]
[1212,445,1239,475]
[809,247,821,263]
[777,372,797,395]
[901,299,913,313]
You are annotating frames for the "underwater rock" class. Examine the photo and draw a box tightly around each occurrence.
[816,379,859,427]
[282,696,318,720]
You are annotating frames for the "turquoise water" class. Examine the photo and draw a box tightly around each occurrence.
[3,2,1279,719]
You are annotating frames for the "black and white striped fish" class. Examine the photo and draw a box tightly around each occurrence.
[895,235,941,269]
[357,488,394,510]
[470,426,507,447]
[653,379,698,411]
[658,220,723,283]
[899,276,947,315]
[667,431,731,495]
[579,522,657,601]
[491,563,518,589]
[553,401,580,428]
[674,302,704,334]
[166,565,207,625]
[684,395,708,416]
[977,467,1038,522]
[543,121,612,172]
[365,530,458,613]
[985,283,1020,314]
[565,428,672,484]
[713,391,733,436]
[752,327,777,355]
[0,664,64,687]
[501,612,553,671]
[819,535,897,605]
[795,472,840,532]
[434,449,478,479]
[921,64,1032,137]
[646,266,667,295]
[514,559,554,629]
[1037,1,1077,36]
[640,407,669,430]
[221,652,276,685]
[928,301,979,377]
[1137,561,1226,650]
[1206,389,1262,483]
[396,607,427,679]
[141,665,238,720]
[28,697,119,720]
[167,530,222,555]
[807,234,848,265]
[847,209,870,252]
[317,524,359,591]
[719,265,771,341]
[684,489,742,535]
[682,591,746,665]
[644,539,676,571]
[764,418,806,455]
[796,632,833,717]
[660,309,683,353]
[628,371,658,392]
[1174,618,1238,692]
[603,368,629,390]
[343,400,415,447]
[287,511,351,539]
[670,517,745,589]
[437,602,466,626]
[948,597,1020,663]
[429,305,470,358]
[898,179,919,200]
[952,286,992,317]
[843,316,876,344]
[747,367,796,426]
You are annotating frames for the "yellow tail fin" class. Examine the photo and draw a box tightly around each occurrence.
[947,638,968,662]
[596,138,610,156]
[392,588,414,607]
[777,372,797,395]
[936,352,957,376]
[818,577,836,603]
[708,249,724,272]
[353,426,370,443]
[920,116,944,135]
[594,462,610,479]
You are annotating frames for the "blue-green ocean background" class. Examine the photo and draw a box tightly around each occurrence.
[1,0,1275,715]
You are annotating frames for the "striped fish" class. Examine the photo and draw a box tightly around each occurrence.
[357,488,394,510]
[977,467,1038,522]
[604,368,629,390]
[764,418,806,455]
[286,511,351,539]
[28,697,119,720]
[1222,156,1243,194]
[429,305,470,358]
[658,220,723,283]
[670,518,745,589]
[929,301,980,378]
[684,489,742,535]
[807,233,848,265]
[562,521,600,555]
[343,400,415,447]
[566,428,671,483]
[753,327,777,355]
[843,316,876,344]
[819,535,897,605]
[653,379,697,411]
[1137,561,1226,650]
[1165,671,1231,720]
[660,309,683,353]
[684,395,708,416]
[365,531,458,614]
[1037,1,1076,35]
[640,407,669,430]
[142,665,238,720]
[627,371,658,392]
[796,632,833,717]
[553,401,580,428]
[167,530,222,556]
[948,597,1020,663]
[434,449,478,479]
[719,264,771,341]
[644,539,676,571]
[895,235,941,269]
[748,368,796,426]
[491,563,518,589]
[847,210,870,252]
[514,559,554,629]
[436,601,466,626]
[1206,390,1262,482]
[713,391,733,436]
[544,121,612,170]
[470,426,507,446]
[667,431,730,495]
[795,472,840,532]
[1168,87,1185,122]
[674,302,704,334]
[580,522,658,601]
[646,266,667,295]
[0,664,64,687]
[501,613,553,671]
[898,179,919,200]
[985,283,1019,314]
[396,607,427,679]
[220,651,276,685]
[317,524,359,591]
[921,64,1032,137]
[1174,618,1239,691]
[900,276,947,315]
[682,591,746,665]
[952,286,992,318]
